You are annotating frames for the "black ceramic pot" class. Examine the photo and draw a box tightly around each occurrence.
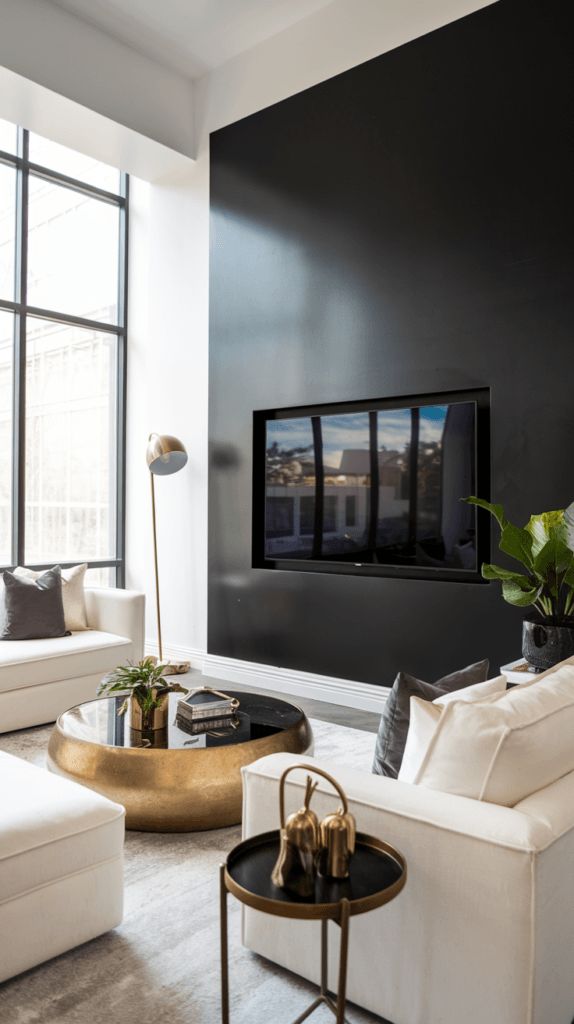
[522,619,574,672]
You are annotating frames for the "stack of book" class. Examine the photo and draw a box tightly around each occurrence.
[175,687,239,735]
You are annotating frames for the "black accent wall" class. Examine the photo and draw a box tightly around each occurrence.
[208,0,574,686]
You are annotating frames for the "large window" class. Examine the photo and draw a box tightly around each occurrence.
[0,121,127,585]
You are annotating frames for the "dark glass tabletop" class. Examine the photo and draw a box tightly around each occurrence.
[57,691,306,750]
[225,830,406,920]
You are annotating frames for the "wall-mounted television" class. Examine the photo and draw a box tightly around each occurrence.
[252,389,490,582]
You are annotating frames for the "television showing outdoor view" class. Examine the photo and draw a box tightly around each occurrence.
[252,389,490,581]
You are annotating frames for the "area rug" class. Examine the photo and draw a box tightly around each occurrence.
[0,719,385,1024]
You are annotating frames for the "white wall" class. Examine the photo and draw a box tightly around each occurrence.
[0,0,195,178]
[126,0,497,695]
[126,164,210,653]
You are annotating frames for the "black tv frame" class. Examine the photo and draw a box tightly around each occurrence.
[252,387,490,583]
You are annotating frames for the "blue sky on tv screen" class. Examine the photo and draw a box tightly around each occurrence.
[266,404,450,472]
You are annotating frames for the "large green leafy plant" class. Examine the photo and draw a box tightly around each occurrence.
[97,656,184,717]
[465,498,574,624]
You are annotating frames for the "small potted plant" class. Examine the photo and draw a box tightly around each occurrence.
[465,497,574,670]
[97,657,186,732]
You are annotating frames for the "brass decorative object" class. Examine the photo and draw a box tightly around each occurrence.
[318,802,356,881]
[272,764,357,897]
[271,774,320,897]
[146,432,189,666]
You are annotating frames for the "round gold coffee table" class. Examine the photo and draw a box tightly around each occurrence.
[47,691,312,832]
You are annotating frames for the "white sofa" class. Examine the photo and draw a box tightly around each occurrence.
[242,677,574,1024]
[0,750,124,983]
[0,588,145,733]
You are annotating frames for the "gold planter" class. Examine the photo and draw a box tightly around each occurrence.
[129,689,169,732]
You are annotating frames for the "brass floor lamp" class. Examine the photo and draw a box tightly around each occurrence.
[146,433,188,668]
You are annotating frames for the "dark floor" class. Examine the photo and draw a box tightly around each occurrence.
[201,671,380,733]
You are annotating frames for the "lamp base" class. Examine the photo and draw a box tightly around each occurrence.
[146,655,191,676]
[161,661,191,676]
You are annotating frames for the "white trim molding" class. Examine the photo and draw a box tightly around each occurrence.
[145,640,389,714]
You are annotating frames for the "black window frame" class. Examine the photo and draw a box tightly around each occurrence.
[0,126,128,586]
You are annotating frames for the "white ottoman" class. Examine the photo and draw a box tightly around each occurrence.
[0,751,125,983]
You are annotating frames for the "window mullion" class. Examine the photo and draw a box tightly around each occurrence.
[11,128,28,568]
[115,173,129,587]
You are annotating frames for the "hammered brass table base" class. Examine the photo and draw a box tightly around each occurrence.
[47,692,312,832]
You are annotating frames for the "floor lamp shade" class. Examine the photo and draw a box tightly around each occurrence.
[146,434,188,476]
[147,434,188,661]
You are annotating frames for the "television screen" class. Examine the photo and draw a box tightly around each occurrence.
[253,390,489,581]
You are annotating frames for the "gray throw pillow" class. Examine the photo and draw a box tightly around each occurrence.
[1,566,67,640]
[372,660,490,778]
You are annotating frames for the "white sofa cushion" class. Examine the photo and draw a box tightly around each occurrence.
[414,664,574,806]
[0,751,124,904]
[399,675,507,784]
[0,630,133,695]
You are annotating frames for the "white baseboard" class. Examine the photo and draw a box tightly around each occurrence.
[145,639,389,713]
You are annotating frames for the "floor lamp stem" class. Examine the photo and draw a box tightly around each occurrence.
[150,473,163,662]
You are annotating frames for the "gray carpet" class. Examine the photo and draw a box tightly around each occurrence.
[0,719,384,1024]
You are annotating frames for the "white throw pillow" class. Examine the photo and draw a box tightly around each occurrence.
[433,674,508,708]
[398,699,441,784]
[413,664,574,806]
[398,675,507,784]
[14,563,89,631]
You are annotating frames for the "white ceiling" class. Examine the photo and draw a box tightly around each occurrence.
[50,0,335,79]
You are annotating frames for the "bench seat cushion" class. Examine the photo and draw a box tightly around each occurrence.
[0,751,124,904]
[0,630,133,695]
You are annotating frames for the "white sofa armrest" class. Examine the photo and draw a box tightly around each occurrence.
[84,588,145,660]
[243,751,555,852]
[241,752,574,1024]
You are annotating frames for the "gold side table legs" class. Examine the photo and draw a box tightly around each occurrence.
[219,865,352,1024]
[220,866,230,1024]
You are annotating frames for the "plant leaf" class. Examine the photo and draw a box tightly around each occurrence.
[482,562,540,607]
[565,565,574,587]
[481,563,534,586]
[499,523,534,570]
[501,579,541,607]
[463,496,507,528]
[532,535,574,598]
[564,502,574,553]
[525,509,565,558]
[97,656,177,702]
[533,535,574,576]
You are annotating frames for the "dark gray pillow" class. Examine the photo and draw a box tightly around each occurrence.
[1,566,67,640]
[372,660,490,778]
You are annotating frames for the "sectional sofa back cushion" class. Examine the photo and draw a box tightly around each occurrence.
[1,566,67,641]
[398,675,507,784]
[372,660,489,778]
[413,664,574,806]
[14,563,88,631]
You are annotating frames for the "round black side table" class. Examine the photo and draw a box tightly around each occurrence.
[220,829,407,1024]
